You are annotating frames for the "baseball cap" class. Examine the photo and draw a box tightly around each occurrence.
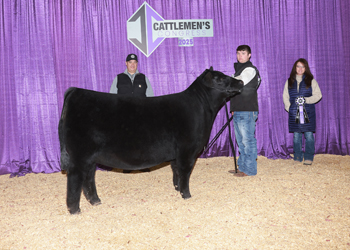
[126,54,138,62]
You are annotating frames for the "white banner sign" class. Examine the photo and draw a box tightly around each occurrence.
[127,2,214,57]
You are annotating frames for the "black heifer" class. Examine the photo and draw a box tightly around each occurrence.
[59,67,243,214]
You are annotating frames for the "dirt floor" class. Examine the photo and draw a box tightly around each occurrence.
[1,155,350,249]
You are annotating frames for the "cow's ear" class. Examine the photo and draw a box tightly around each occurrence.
[204,70,213,84]
[209,66,213,71]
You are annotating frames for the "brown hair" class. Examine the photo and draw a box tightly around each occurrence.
[288,58,314,88]
[236,45,251,54]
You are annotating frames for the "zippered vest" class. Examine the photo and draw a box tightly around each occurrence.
[288,77,316,132]
[230,61,260,112]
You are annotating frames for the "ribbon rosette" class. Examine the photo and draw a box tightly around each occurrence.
[295,96,310,124]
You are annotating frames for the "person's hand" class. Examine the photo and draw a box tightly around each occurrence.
[231,112,234,115]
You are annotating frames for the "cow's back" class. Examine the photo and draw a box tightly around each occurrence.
[59,87,209,170]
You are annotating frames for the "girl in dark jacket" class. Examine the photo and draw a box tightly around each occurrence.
[283,58,322,165]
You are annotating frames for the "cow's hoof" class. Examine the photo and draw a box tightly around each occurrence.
[181,193,191,199]
[69,208,81,215]
[90,198,101,206]
[174,185,179,191]
[91,200,102,206]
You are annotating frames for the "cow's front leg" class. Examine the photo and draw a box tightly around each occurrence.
[170,160,180,191]
[82,165,101,206]
[178,170,192,199]
[177,157,196,199]
[66,168,84,214]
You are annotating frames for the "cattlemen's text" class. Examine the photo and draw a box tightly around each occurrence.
[153,21,211,31]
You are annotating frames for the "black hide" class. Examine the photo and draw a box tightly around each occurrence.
[59,67,243,214]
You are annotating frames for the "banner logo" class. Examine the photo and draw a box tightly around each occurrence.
[127,2,213,57]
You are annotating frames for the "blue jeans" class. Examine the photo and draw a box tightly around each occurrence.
[233,111,258,176]
[293,132,315,162]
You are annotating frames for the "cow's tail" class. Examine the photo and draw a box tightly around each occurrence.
[58,120,70,171]
[60,87,77,120]
[58,87,77,171]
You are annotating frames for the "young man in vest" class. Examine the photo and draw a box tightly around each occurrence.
[110,53,154,97]
[110,53,154,173]
[228,45,261,177]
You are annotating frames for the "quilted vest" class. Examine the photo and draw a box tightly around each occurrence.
[288,76,316,132]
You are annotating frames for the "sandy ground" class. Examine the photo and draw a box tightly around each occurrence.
[1,155,350,249]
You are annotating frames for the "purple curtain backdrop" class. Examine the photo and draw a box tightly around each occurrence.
[1,0,349,176]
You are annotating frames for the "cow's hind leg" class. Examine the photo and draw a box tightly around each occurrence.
[82,165,101,206]
[170,160,180,191]
[66,167,84,214]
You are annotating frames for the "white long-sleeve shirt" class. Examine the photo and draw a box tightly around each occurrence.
[232,67,257,86]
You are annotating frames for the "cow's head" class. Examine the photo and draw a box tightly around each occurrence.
[202,67,243,96]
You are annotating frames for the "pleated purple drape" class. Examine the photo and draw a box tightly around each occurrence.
[1,0,349,176]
